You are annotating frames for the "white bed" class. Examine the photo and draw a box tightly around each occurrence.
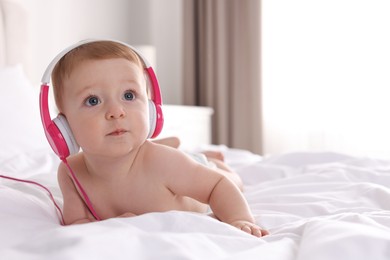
[1,2,390,260]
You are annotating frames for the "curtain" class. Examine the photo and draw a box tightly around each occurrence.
[182,0,263,154]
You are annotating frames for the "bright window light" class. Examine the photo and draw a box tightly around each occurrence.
[262,0,390,158]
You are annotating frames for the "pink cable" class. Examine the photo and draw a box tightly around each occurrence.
[0,174,65,225]
[62,159,101,221]
[0,160,101,225]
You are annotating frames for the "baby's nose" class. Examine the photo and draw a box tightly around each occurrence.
[106,102,126,119]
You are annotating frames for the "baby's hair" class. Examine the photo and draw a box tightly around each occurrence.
[52,41,144,112]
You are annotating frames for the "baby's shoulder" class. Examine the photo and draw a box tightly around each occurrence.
[58,153,86,177]
[140,141,194,173]
[142,140,186,160]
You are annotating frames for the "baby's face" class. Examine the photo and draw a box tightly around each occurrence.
[61,58,150,157]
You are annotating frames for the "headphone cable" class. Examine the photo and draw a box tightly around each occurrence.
[62,158,101,221]
[0,174,65,225]
[0,159,101,225]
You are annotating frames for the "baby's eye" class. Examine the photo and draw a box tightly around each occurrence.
[123,91,135,101]
[85,96,101,106]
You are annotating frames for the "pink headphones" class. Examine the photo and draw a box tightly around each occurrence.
[40,39,164,160]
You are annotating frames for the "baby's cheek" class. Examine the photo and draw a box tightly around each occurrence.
[73,125,99,149]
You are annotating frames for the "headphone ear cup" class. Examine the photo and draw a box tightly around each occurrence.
[53,114,80,155]
[148,100,157,139]
[147,100,164,139]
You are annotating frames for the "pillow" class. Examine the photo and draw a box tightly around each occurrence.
[0,65,50,161]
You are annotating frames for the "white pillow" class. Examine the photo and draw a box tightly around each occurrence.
[0,65,50,161]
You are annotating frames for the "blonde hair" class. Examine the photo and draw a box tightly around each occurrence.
[52,41,144,112]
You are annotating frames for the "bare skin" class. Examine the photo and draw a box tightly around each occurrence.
[56,56,268,237]
[153,137,243,191]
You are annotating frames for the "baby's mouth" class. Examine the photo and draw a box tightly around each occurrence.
[107,129,128,136]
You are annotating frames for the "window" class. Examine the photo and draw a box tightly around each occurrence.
[262,0,390,158]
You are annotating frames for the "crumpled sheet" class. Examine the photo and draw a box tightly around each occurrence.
[1,148,389,259]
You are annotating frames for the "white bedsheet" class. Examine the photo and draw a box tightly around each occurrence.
[1,148,390,260]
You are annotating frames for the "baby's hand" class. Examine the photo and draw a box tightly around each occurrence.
[230,220,269,237]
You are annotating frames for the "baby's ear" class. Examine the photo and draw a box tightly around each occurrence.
[57,112,67,120]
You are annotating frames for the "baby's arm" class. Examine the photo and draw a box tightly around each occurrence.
[57,162,96,225]
[156,146,267,237]
[207,175,268,237]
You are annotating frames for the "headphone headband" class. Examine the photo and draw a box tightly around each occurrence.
[41,39,152,84]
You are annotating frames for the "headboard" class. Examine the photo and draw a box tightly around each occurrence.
[0,0,30,74]
[0,2,5,67]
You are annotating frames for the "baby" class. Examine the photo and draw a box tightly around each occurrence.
[50,40,268,237]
